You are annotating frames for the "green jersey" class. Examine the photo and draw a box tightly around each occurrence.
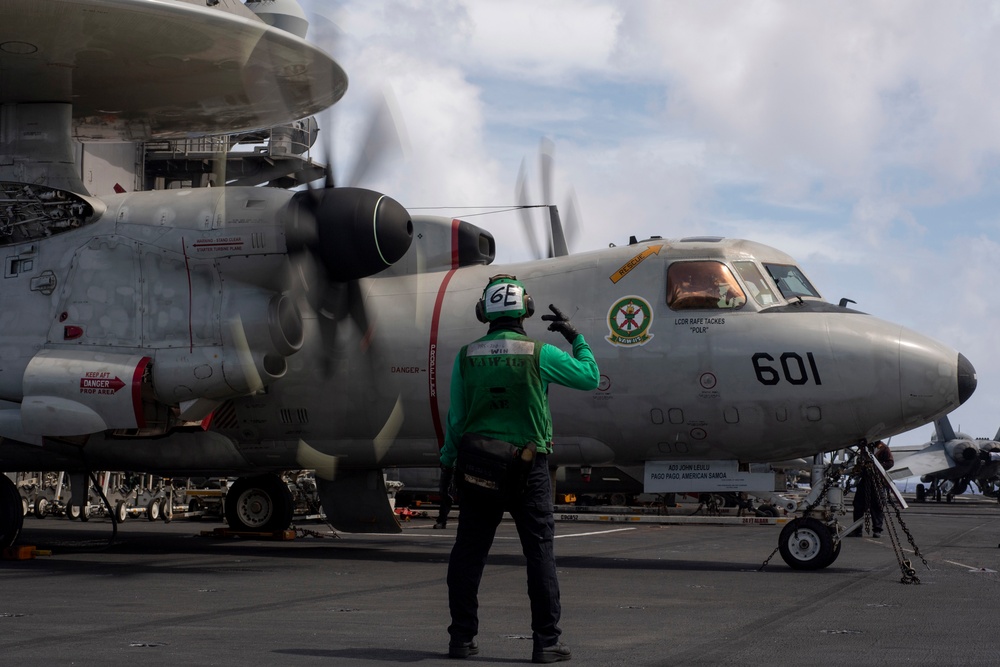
[440,329,599,467]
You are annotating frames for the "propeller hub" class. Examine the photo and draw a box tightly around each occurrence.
[289,187,412,282]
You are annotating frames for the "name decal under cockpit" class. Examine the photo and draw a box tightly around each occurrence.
[674,316,727,334]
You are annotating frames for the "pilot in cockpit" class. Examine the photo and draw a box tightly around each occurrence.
[668,261,746,310]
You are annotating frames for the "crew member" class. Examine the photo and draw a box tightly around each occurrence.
[441,274,599,663]
[851,440,894,538]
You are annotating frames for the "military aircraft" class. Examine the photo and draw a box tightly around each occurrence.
[888,416,1000,502]
[0,0,978,571]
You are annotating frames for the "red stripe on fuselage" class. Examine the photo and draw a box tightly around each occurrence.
[132,357,151,428]
[428,220,461,448]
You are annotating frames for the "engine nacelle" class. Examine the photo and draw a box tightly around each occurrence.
[946,439,979,464]
[18,291,304,438]
[151,291,303,403]
[287,187,413,281]
[20,350,151,435]
[375,216,497,277]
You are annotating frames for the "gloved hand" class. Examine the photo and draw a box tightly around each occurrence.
[541,304,579,344]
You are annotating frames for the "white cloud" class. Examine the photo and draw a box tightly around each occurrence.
[463,0,623,81]
[615,1,1000,205]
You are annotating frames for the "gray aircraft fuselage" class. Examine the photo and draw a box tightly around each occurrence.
[0,188,976,478]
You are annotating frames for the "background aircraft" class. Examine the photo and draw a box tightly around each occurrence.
[0,0,978,571]
[889,415,1000,502]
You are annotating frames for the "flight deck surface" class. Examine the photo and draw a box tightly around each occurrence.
[2,497,998,666]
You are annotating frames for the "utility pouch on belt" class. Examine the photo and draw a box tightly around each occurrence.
[457,433,536,494]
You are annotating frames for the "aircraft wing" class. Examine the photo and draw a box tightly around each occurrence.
[888,442,953,481]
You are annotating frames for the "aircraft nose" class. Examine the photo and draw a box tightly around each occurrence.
[957,353,977,405]
[896,329,974,429]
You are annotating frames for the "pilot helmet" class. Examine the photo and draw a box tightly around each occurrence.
[476,274,535,322]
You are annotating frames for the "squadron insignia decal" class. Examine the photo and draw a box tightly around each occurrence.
[606,296,654,346]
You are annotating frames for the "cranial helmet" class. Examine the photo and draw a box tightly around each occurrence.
[476,274,535,322]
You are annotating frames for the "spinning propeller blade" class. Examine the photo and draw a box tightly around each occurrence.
[515,138,580,259]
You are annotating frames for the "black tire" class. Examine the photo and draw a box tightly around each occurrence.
[826,539,843,567]
[0,474,24,548]
[34,497,49,519]
[66,503,81,521]
[147,498,160,521]
[915,484,926,503]
[778,517,835,570]
[755,504,779,517]
[225,474,294,532]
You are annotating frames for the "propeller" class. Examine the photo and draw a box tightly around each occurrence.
[515,137,581,259]
[283,91,413,371]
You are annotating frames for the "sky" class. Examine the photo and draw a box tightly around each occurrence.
[296,0,1000,448]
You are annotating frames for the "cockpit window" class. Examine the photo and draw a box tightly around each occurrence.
[763,263,820,300]
[733,261,778,306]
[667,261,746,311]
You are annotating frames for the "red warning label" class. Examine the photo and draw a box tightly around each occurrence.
[80,375,125,395]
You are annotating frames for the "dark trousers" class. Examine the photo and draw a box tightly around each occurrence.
[853,475,884,532]
[436,466,454,524]
[446,454,561,649]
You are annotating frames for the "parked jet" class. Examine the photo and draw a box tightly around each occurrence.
[888,416,1000,502]
[0,0,977,570]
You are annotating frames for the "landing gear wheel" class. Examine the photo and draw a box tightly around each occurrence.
[146,498,161,521]
[778,517,835,570]
[34,497,48,519]
[115,501,128,523]
[80,503,90,522]
[66,503,81,520]
[0,474,24,548]
[225,474,294,532]
[915,484,926,503]
[21,496,28,517]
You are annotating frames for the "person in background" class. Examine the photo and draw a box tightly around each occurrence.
[851,440,894,538]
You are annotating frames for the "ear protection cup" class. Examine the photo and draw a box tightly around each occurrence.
[475,298,488,323]
[524,295,535,318]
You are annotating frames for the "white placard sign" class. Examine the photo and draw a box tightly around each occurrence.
[644,461,775,493]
